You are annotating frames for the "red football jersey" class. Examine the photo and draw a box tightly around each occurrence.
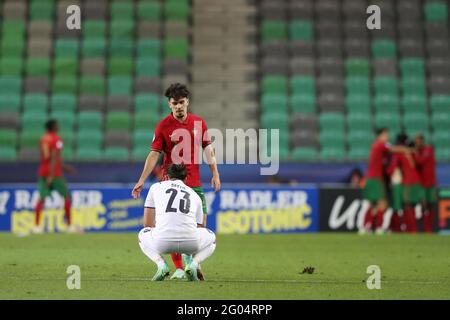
[38,132,63,177]
[151,113,211,187]
[414,145,437,187]
[390,153,421,185]
[366,140,390,179]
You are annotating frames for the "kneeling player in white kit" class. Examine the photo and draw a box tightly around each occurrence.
[138,164,216,281]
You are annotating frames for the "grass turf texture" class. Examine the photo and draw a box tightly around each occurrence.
[1,233,450,299]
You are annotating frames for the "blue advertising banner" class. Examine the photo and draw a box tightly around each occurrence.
[0,184,319,235]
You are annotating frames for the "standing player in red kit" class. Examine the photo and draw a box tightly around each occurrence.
[33,119,76,234]
[414,134,437,232]
[132,83,221,280]
[362,128,411,233]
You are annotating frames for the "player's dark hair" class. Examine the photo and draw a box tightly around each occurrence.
[396,133,409,146]
[166,164,187,181]
[375,127,389,136]
[45,119,58,132]
[165,83,191,100]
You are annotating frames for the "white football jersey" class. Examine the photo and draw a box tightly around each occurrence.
[144,180,204,241]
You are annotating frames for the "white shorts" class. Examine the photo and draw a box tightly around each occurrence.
[138,227,216,255]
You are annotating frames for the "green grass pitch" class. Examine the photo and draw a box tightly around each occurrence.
[1,233,450,299]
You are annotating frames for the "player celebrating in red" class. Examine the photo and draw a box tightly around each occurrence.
[414,134,437,233]
[388,134,424,233]
[132,83,221,280]
[362,128,411,234]
[34,119,76,234]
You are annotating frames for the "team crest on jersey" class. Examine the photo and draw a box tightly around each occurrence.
[56,141,64,149]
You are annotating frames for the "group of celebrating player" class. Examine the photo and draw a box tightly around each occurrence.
[363,128,437,234]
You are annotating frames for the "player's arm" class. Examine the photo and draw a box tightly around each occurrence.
[388,145,412,154]
[47,148,57,186]
[204,144,221,192]
[132,150,161,198]
[143,207,155,228]
[196,196,205,228]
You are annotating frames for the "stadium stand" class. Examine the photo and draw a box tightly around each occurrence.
[0,0,449,163]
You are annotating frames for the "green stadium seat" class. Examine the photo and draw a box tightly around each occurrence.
[431,112,450,130]
[375,112,400,130]
[403,112,429,132]
[78,112,103,130]
[164,38,189,60]
[53,57,78,76]
[110,20,135,39]
[62,147,74,161]
[29,0,55,20]
[262,76,288,94]
[137,39,161,58]
[374,95,399,113]
[138,1,161,21]
[134,113,160,130]
[401,95,427,113]
[52,75,77,94]
[110,1,134,21]
[346,76,370,95]
[135,93,160,114]
[2,20,26,39]
[26,57,50,76]
[431,131,450,149]
[108,58,134,76]
[436,148,450,162]
[400,58,425,77]
[135,58,160,77]
[21,110,47,128]
[347,113,373,131]
[346,94,371,113]
[0,129,18,148]
[108,76,132,96]
[424,2,448,22]
[0,94,21,113]
[106,112,131,131]
[260,113,288,129]
[164,0,190,22]
[290,20,313,40]
[261,95,288,115]
[133,129,154,147]
[319,113,345,132]
[83,20,106,39]
[82,39,106,58]
[347,130,374,148]
[401,78,426,96]
[50,111,76,129]
[320,147,346,161]
[290,147,318,161]
[345,59,370,76]
[76,147,102,161]
[23,93,48,112]
[430,95,450,113]
[348,146,370,161]
[0,147,17,161]
[0,58,23,75]
[0,76,22,94]
[372,40,396,59]
[374,77,398,96]
[103,147,129,161]
[110,39,134,57]
[50,94,76,112]
[319,131,345,148]
[20,129,43,148]
[54,39,79,59]
[261,21,287,41]
[1,38,25,57]
[80,76,105,95]
[291,76,315,95]
[76,129,103,149]
[132,146,151,161]
[290,94,316,113]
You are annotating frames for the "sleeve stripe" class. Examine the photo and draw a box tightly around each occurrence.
[144,206,155,209]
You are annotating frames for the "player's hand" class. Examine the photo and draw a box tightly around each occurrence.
[63,164,77,175]
[132,180,145,199]
[211,175,221,192]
